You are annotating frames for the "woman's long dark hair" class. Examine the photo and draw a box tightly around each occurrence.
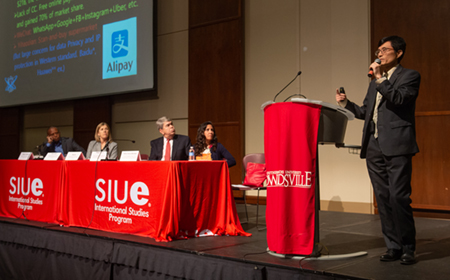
[194,121,218,156]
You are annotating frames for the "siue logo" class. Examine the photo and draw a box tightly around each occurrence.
[9,176,44,210]
[95,178,149,206]
[103,17,137,79]
[10,177,44,196]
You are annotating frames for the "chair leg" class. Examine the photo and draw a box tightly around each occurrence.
[256,188,266,231]
[242,190,249,224]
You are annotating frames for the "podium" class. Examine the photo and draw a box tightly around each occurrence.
[262,98,367,259]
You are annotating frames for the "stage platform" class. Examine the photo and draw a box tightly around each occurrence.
[1,204,449,280]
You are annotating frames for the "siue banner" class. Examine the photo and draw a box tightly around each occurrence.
[264,102,322,255]
[61,161,250,241]
[0,160,250,242]
[0,160,64,224]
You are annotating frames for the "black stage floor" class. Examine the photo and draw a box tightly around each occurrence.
[1,204,450,280]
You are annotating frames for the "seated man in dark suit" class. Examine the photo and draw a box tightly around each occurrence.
[149,116,191,161]
[40,126,86,157]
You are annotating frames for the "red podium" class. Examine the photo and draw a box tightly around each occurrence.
[263,99,366,259]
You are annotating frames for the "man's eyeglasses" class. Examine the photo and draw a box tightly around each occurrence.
[375,47,394,57]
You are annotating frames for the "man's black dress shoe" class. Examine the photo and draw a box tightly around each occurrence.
[380,249,402,262]
[400,251,417,265]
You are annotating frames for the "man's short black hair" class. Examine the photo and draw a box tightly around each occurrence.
[378,35,406,63]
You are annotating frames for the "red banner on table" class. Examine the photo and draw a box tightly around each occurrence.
[264,102,322,255]
[62,161,250,241]
[0,160,64,224]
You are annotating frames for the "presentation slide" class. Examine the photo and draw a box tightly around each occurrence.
[1,0,154,107]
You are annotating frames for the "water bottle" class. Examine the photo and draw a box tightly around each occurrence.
[188,146,195,161]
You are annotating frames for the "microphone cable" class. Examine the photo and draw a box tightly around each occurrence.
[83,142,104,236]
[19,158,30,220]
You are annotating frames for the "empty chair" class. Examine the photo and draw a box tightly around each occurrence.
[232,153,266,231]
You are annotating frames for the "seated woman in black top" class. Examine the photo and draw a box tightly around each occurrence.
[194,121,236,167]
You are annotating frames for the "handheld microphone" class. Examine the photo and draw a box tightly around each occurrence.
[368,58,381,77]
[273,71,302,102]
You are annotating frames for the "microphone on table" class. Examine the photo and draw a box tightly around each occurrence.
[273,71,302,102]
[34,144,44,159]
[101,141,110,152]
[101,142,110,159]
[368,58,381,77]
[105,139,135,161]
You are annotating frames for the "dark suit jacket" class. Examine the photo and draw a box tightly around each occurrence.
[40,137,87,157]
[345,65,420,158]
[210,142,236,167]
[149,134,191,161]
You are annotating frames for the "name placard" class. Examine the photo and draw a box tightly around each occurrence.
[90,151,107,161]
[44,152,64,161]
[18,152,34,160]
[119,151,141,162]
[66,152,86,161]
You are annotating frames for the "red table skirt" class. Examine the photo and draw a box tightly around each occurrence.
[0,160,64,224]
[0,160,250,241]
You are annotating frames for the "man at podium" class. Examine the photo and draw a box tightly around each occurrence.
[336,36,420,265]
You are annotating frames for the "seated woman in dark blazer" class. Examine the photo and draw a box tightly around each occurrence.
[86,122,118,160]
[194,121,236,167]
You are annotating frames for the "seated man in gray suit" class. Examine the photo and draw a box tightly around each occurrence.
[40,126,86,157]
[149,116,191,161]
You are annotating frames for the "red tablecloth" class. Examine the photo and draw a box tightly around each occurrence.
[0,160,64,224]
[0,160,250,241]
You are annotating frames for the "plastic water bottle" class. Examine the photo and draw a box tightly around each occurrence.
[189,146,195,161]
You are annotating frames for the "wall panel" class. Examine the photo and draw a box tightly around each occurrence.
[0,107,21,159]
[189,0,244,184]
[371,0,450,216]
[73,97,111,151]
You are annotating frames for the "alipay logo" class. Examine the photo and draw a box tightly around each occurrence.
[103,17,137,79]
[112,30,128,58]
